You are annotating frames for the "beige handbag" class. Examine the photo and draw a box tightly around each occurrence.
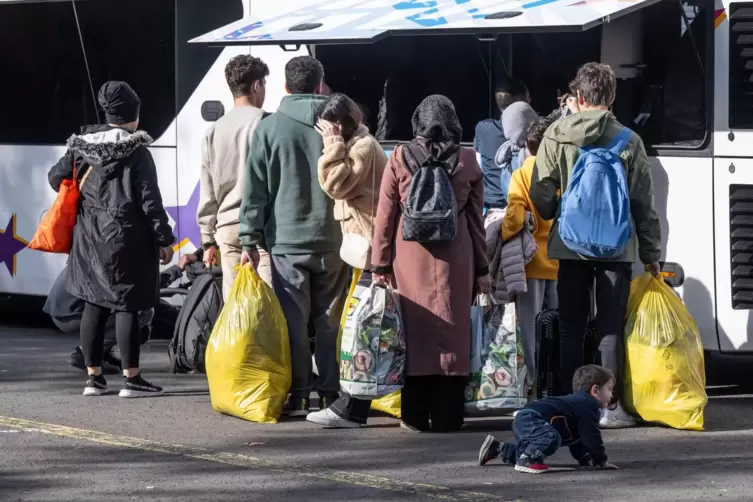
[339,158,376,269]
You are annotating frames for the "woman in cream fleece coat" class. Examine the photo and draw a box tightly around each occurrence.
[307,93,389,429]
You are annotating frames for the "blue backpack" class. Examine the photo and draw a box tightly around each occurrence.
[558,128,633,258]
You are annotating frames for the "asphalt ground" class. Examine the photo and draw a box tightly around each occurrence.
[2,326,753,502]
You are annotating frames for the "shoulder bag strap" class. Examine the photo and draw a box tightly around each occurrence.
[79,164,94,189]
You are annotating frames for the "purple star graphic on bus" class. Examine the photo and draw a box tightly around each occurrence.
[165,183,201,251]
[0,214,28,277]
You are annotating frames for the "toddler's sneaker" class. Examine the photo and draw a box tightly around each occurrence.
[119,375,163,398]
[284,396,310,417]
[478,435,501,466]
[83,374,109,396]
[514,454,549,474]
[306,408,361,428]
[600,404,637,429]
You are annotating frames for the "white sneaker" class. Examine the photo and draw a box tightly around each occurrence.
[306,408,361,429]
[599,405,637,429]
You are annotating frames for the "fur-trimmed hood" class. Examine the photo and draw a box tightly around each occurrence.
[67,127,153,165]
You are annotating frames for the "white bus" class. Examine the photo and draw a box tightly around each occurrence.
[1,0,751,361]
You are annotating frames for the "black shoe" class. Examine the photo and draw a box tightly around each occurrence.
[284,396,310,417]
[119,374,163,398]
[478,435,501,466]
[83,374,109,396]
[69,347,121,375]
[319,394,339,411]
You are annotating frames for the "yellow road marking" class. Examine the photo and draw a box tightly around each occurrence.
[0,416,516,502]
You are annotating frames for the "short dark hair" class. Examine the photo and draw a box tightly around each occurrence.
[569,62,616,108]
[225,55,269,98]
[285,56,325,94]
[318,93,364,142]
[525,118,553,156]
[494,78,529,112]
[572,364,614,393]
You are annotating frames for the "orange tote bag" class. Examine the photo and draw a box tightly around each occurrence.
[28,162,92,254]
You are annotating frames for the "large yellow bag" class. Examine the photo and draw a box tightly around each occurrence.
[623,273,707,430]
[206,265,291,424]
[336,269,402,418]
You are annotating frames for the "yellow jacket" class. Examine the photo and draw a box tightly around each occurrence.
[501,156,558,280]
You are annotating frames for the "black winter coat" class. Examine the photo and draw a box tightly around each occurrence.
[48,125,175,311]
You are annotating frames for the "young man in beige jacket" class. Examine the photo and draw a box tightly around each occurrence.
[198,55,272,298]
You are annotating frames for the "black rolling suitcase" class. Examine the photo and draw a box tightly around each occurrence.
[535,309,600,399]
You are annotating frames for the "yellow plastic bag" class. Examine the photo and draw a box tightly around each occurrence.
[206,265,291,424]
[337,269,402,419]
[623,273,707,430]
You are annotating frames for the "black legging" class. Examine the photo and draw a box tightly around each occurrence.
[81,302,140,369]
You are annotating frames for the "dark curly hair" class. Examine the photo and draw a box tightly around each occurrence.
[525,118,553,156]
[285,55,324,95]
[225,55,269,98]
[570,62,616,108]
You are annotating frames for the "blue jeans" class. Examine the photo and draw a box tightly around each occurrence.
[501,409,562,463]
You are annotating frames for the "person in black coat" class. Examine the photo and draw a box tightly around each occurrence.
[47,81,175,398]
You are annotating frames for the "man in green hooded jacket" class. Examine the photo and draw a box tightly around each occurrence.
[530,62,662,429]
[240,55,347,418]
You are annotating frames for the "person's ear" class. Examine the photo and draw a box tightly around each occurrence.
[315,81,323,95]
[577,90,586,107]
[285,83,290,94]
[590,384,599,396]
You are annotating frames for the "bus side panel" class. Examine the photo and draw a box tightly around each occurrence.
[0,145,68,296]
[0,145,177,297]
[648,157,719,351]
[713,157,753,351]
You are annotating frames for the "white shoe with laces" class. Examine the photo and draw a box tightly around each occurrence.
[599,404,638,429]
[306,408,361,428]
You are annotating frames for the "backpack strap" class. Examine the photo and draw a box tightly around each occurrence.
[606,127,633,155]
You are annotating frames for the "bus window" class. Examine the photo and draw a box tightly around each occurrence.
[0,0,176,145]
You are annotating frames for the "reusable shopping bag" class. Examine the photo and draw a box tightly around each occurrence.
[465,295,527,413]
[205,265,291,424]
[337,269,402,416]
[339,273,406,400]
[28,162,92,253]
[623,273,707,431]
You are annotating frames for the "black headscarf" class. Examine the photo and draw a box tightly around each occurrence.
[403,94,462,173]
[98,81,141,125]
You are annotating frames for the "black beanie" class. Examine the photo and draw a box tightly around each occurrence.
[98,81,141,125]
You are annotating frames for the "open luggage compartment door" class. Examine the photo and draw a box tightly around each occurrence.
[190,0,663,46]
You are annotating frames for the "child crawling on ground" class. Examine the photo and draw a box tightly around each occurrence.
[478,365,619,474]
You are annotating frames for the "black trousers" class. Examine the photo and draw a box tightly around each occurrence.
[401,375,466,432]
[557,260,631,394]
[80,302,140,369]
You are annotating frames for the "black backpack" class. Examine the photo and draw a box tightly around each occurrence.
[167,270,223,374]
[400,144,457,243]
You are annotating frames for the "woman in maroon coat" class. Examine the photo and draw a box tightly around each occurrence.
[372,95,491,432]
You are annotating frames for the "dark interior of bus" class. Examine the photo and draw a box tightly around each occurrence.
[315,0,711,151]
[0,0,243,145]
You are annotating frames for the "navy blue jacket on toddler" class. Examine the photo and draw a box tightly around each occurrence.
[477,364,617,474]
